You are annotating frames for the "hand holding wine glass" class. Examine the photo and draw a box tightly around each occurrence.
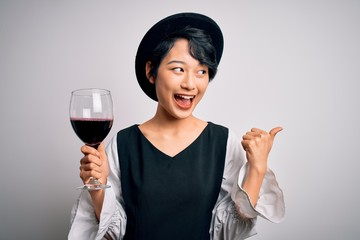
[70,88,114,190]
[79,143,110,191]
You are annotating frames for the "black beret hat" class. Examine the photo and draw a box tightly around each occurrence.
[135,12,224,101]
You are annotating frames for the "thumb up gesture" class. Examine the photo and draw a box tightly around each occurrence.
[241,127,283,172]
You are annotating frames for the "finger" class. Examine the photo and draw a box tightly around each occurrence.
[269,127,283,138]
[79,155,88,164]
[245,131,260,137]
[97,142,107,159]
[251,128,266,134]
[80,154,102,166]
[242,134,253,140]
[241,140,255,153]
[97,142,105,152]
[79,160,103,182]
[241,140,249,152]
[251,128,269,139]
[80,145,101,157]
[243,130,257,138]
[80,162,102,172]
[80,169,102,182]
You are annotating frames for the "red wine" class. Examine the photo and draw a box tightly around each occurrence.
[70,118,113,148]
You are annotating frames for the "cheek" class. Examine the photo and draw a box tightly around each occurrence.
[154,78,169,94]
[198,80,209,95]
[153,77,173,101]
[193,81,209,105]
[155,71,178,93]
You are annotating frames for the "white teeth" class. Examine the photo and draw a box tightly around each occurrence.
[177,95,194,99]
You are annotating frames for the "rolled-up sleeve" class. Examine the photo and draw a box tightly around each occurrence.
[210,130,285,240]
[68,135,127,240]
[231,163,285,223]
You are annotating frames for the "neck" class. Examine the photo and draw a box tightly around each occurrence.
[152,114,196,131]
[142,105,204,134]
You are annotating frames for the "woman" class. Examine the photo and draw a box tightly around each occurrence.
[69,12,285,240]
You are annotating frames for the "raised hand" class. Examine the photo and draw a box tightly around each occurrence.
[240,127,283,207]
[241,127,283,173]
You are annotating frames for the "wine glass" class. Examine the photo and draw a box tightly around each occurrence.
[69,88,114,190]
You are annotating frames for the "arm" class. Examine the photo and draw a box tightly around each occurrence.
[241,127,283,207]
[210,129,285,240]
[69,135,127,240]
[79,143,110,220]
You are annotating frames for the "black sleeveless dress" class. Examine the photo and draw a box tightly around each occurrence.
[117,122,228,240]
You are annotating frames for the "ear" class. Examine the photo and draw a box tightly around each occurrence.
[145,61,155,84]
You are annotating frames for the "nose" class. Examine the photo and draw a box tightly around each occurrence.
[180,73,195,90]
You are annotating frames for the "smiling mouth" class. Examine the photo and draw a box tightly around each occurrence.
[174,94,195,107]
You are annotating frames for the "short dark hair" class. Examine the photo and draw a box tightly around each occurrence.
[147,27,218,81]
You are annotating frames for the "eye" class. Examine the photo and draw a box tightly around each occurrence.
[198,70,207,75]
[172,67,184,73]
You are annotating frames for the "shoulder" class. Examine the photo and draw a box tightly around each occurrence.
[117,124,138,134]
[206,122,243,143]
[115,125,141,148]
[207,122,228,136]
[107,125,138,148]
[206,122,244,146]
[203,122,229,150]
[116,124,139,137]
[208,122,244,158]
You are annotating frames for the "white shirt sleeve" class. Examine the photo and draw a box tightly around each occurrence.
[210,130,285,240]
[68,135,127,240]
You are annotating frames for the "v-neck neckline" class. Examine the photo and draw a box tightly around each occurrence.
[135,122,211,159]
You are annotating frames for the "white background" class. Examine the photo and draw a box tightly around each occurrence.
[1,0,359,239]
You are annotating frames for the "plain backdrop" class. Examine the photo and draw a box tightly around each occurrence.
[1,0,359,239]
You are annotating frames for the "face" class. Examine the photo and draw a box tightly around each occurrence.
[147,38,209,120]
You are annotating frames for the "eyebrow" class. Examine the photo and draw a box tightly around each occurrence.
[166,59,207,68]
[166,60,185,65]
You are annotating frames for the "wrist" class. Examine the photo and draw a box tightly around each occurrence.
[247,163,267,177]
